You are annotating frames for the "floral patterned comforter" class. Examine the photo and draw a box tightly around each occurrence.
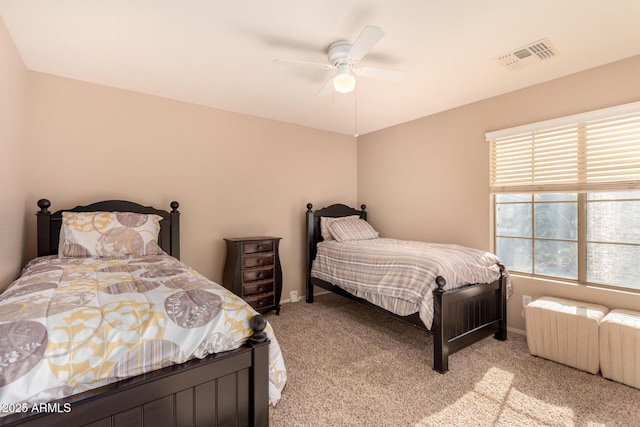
[0,255,287,412]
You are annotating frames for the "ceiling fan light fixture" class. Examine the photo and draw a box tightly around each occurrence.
[333,71,356,93]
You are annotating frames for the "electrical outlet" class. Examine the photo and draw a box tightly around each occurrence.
[522,295,532,307]
[289,290,299,303]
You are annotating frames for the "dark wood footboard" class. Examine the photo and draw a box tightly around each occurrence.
[432,268,507,373]
[305,202,507,373]
[0,316,270,427]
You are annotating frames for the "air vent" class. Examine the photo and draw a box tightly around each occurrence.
[495,38,559,70]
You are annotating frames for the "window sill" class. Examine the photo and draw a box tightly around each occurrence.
[509,272,640,296]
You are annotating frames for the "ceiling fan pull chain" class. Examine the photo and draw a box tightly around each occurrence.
[354,85,359,137]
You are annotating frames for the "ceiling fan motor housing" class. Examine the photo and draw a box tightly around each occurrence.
[328,40,354,66]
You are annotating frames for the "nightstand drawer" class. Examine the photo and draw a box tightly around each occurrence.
[245,293,275,311]
[242,253,274,269]
[243,281,274,297]
[242,267,273,283]
[242,240,273,254]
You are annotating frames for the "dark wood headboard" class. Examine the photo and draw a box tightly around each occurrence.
[36,199,181,259]
[305,202,367,271]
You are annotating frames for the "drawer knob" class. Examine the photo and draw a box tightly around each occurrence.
[257,286,263,293]
[257,272,263,279]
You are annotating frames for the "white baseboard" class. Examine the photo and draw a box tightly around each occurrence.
[508,326,526,336]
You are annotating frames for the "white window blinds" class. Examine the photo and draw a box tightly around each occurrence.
[487,102,640,192]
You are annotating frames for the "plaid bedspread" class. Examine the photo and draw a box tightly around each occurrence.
[311,238,509,328]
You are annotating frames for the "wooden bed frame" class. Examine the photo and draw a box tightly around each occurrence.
[1,199,270,427]
[305,203,507,373]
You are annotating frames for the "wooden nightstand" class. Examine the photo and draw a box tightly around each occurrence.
[223,236,282,315]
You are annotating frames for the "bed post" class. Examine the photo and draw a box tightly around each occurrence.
[306,203,315,303]
[495,264,508,341]
[360,204,367,220]
[170,201,180,260]
[37,199,52,257]
[432,276,449,373]
[248,315,269,427]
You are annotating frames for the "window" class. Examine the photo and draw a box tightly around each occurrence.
[487,102,640,291]
[496,193,578,280]
[586,192,640,288]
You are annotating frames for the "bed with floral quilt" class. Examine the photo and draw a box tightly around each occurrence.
[0,199,286,427]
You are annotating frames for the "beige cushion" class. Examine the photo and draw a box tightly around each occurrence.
[525,296,608,374]
[59,211,162,258]
[600,309,640,389]
[329,217,379,242]
[320,215,359,241]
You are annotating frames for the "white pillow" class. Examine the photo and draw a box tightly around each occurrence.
[59,211,162,258]
[320,215,359,241]
[329,217,379,242]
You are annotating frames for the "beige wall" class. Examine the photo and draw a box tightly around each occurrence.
[0,17,28,291]
[358,54,640,332]
[10,37,640,332]
[27,72,357,300]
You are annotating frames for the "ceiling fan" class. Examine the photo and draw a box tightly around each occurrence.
[274,26,406,96]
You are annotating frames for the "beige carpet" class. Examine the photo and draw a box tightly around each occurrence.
[266,293,639,427]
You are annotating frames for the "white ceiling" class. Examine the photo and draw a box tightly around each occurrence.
[2,0,640,136]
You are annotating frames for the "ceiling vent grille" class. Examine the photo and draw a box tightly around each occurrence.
[495,38,559,70]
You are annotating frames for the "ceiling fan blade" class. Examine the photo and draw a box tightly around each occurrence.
[317,76,335,96]
[273,58,335,70]
[346,25,385,63]
[355,66,406,81]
